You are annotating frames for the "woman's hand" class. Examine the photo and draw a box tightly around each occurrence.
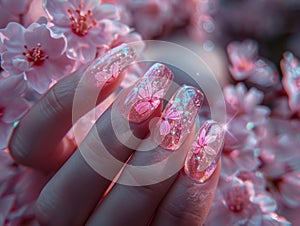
[9,44,222,226]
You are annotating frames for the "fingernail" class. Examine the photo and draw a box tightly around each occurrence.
[85,43,136,87]
[152,85,204,150]
[122,63,174,123]
[184,120,224,183]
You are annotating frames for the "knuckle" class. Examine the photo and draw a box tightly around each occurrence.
[40,88,67,119]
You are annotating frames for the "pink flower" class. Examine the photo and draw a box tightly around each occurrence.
[279,171,300,208]
[0,75,29,150]
[0,22,74,93]
[205,174,289,226]
[192,127,217,155]
[247,58,279,88]
[0,150,50,225]
[227,39,258,80]
[159,107,183,136]
[43,0,121,63]
[223,83,269,116]
[227,40,279,88]
[134,83,164,115]
[281,52,300,112]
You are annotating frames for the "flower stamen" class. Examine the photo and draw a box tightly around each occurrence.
[68,4,97,36]
[22,43,48,66]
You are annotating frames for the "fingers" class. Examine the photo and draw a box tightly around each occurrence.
[9,44,136,171]
[151,161,221,226]
[35,103,161,226]
[151,120,225,226]
[35,63,173,226]
[87,85,204,226]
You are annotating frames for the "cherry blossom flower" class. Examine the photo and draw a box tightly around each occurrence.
[0,150,50,225]
[205,174,290,226]
[227,40,279,88]
[281,52,300,113]
[227,40,258,80]
[279,171,300,208]
[192,127,217,155]
[159,106,183,136]
[43,0,123,63]
[0,75,29,150]
[0,22,74,93]
[134,83,164,115]
[223,83,269,116]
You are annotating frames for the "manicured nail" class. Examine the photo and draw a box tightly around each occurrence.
[85,43,136,87]
[152,85,204,151]
[122,63,174,123]
[184,120,224,183]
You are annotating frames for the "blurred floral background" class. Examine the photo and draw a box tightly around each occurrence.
[1,0,300,225]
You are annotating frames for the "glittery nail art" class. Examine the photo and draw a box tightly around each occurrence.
[122,63,173,123]
[184,120,224,183]
[85,43,136,87]
[153,85,204,150]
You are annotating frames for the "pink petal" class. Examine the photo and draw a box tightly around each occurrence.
[204,146,217,156]
[135,102,152,115]
[151,99,160,109]
[110,62,120,78]
[198,128,207,145]
[2,99,29,123]
[1,22,25,52]
[1,52,29,75]
[25,24,65,59]
[138,83,152,99]
[92,3,119,20]
[43,0,72,26]
[66,35,97,63]
[206,135,217,144]
[192,142,200,154]
[0,74,27,97]
[153,89,164,98]
[160,120,171,136]
[95,71,112,84]
[165,107,182,120]
[26,69,52,94]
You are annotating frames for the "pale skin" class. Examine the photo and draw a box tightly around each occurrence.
[9,65,221,226]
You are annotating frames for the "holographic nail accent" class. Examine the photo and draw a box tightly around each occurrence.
[153,85,204,151]
[184,120,224,183]
[85,43,136,87]
[122,63,173,123]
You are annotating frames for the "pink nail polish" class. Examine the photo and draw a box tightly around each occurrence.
[153,85,204,150]
[85,43,136,87]
[122,63,173,123]
[184,120,224,183]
